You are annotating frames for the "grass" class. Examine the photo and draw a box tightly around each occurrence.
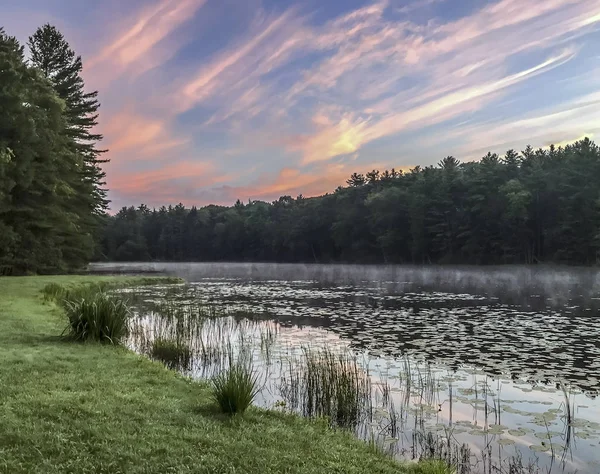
[0,275,446,474]
[212,361,261,414]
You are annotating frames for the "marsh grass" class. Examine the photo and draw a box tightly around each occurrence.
[414,431,470,474]
[63,292,130,344]
[280,347,372,429]
[150,338,193,370]
[212,361,261,414]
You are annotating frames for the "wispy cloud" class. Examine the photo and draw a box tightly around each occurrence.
[85,0,207,86]
[11,0,598,208]
[161,0,599,169]
[443,90,600,157]
[102,107,189,159]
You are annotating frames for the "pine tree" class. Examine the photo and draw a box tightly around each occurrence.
[0,28,90,273]
[28,24,109,215]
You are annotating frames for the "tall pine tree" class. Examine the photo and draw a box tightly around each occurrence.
[0,28,91,273]
[28,25,109,217]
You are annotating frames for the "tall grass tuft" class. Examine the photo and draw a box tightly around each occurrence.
[63,292,130,344]
[150,338,192,370]
[301,347,371,429]
[211,361,260,415]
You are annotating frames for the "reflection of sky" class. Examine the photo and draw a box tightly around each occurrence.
[4,0,600,209]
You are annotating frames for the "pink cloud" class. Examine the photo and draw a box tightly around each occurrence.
[110,160,229,196]
[85,0,207,87]
[58,0,600,208]
[101,107,189,159]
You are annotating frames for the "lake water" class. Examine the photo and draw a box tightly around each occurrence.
[90,262,600,474]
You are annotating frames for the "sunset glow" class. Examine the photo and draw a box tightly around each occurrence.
[5,0,600,209]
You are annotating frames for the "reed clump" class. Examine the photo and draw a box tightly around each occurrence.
[282,347,371,429]
[62,292,130,344]
[212,361,260,415]
[41,282,66,301]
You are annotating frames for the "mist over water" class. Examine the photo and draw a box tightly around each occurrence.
[92,262,600,310]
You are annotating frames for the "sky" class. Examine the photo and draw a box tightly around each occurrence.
[3,0,600,210]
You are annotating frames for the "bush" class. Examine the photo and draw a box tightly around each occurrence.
[63,292,130,344]
[150,338,192,370]
[212,362,260,414]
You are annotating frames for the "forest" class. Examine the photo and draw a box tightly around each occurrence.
[102,141,600,266]
[0,25,107,275]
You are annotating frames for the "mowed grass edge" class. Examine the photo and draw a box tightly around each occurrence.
[0,275,445,474]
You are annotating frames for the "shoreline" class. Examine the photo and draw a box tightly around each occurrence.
[0,275,443,474]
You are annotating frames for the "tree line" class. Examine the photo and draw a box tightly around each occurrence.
[0,25,107,274]
[101,139,600,266]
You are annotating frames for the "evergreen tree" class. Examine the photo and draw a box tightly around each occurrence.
[0,28,91,273]
[28,24,109,217]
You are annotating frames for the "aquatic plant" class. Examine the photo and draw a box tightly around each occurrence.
[150,338,192,370]
[44,281,113,307]
[211,361,260,414]
[280,347,372,429]
[63,292,130,344]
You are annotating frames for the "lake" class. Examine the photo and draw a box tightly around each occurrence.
[90,262,600,474]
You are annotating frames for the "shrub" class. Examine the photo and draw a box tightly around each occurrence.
[150,338,192,370]
[63,292,130,344]
[211,362,260,414]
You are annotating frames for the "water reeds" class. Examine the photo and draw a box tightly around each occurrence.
[62,292,130,344]
[212,360,260,414]
[41,282,65,301]
[43,281,112,306]
[280,347,372,429]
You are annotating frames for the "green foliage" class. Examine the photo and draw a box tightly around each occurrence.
[212,362,261,414]
[150,338,192,370]
[28,24,109,215]
[0,24,108,274]
[62,292,130,344]
[100,138,600,266]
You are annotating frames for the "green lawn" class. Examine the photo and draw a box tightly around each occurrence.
[0,276,444,474]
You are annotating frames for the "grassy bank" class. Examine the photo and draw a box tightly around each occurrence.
[0,276,444,474]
